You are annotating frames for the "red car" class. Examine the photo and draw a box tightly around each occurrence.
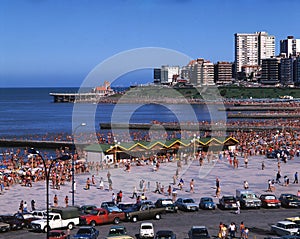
[49,230,70,239]
[79,208,125,227]
[259,194,281,208]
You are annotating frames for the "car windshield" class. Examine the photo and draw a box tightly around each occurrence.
[183,199,195,203]
[192,228,208,236]
[161,200,173,205]
[109,228,126,235]
[77,228,92,234]
[202,198,212,202]
[224,197,235,202]
[102,202,115,207]
[265,196,276,200]
[43,215,54,220]
[142,225,153,229]
[286,196,298,201]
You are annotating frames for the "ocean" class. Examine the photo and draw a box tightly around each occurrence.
[0,87,225,139]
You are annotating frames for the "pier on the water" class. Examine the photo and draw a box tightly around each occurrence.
[49,92,104,103]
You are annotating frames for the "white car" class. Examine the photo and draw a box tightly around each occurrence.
[31,210,47,219]
[271,221,299,236]
[140,222,154,239]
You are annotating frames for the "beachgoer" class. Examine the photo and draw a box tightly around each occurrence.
[293,172,298,184]
[19,200,24,213]
[65,196,69,207]
[54,195,58,207]
[243,180,249,189]
[189,179,194,193]
[23,201,28,213]
[130,186,138,199]
[99,177,104,190]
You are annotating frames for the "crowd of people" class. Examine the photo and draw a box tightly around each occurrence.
[1,118,300,204]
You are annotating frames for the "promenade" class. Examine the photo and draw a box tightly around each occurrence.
[0,153,299,215]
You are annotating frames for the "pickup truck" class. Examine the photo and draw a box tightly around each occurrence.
[30,207,79,232]
[124,204,165,222]
[79,208,125,226]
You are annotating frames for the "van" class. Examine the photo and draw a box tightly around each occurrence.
[140,222,154,239]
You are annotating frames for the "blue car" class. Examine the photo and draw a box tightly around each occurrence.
[72,226,99,239]
[199,197,216,210]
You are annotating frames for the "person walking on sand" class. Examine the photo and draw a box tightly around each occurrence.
[190,179,195,193]
[99,177,104,190]
[65,196,69,207]
[54,195,58,207]
[293,172,298,184]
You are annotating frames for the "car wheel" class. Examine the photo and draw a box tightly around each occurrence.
[155,214,161,220]
[132,216,138,222]
[90,220,96,227]
[44,225,51,233]
[113,217,120,224]
[67,223,74,230]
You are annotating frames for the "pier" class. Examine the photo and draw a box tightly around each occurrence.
[0,139,87,149]
[49,92,107,103]
[100,123,296,132]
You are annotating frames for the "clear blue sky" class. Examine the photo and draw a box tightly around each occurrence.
[1,0,299,87]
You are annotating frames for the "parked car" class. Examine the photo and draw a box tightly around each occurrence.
[0,215,24,230]
[13,212,39,228]
[155,230,176,239]
[271,221,299,236]
[285,217,300,227]
[117,203,136,212]
[188,226,210,239]
[79,208,125,226]
[0,220,10,232]
[101,202,122,213]
[31,210,47,219]
[49,230,70,239]
[219,195,238,210]
[279,194,300,208]
[72,226,99,239]
[260,194,281,208]
[79,205,97,215]
[199,197,216,210]
[106,225,127,237]
[155,198,178,213]
[139,222,154,239]
[124,203,165,222]
[175,198,199,212]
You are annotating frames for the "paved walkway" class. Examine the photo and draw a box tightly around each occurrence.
[0,154,299,215]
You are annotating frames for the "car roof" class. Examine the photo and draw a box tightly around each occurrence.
[156,230,174,235]
[201,197,213,200]
[110,225,126,229]
[277,221,297,225]
[141,222,153,226]
[191,226,206,229]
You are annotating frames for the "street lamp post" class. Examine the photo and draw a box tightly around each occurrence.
[192,134,200,160]
[28,148,71,239]
[72,123,86,206]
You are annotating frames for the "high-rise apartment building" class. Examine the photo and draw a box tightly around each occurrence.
[295,56,300,85]
[260,57,281,85]
[280,57,294,85]
[160,65,180,84]
[280,36,300,57]
[189,59,214,86]
[214,62,233,85]
[235,31,275,75]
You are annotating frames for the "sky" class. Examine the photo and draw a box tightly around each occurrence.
[0,0,300,87]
